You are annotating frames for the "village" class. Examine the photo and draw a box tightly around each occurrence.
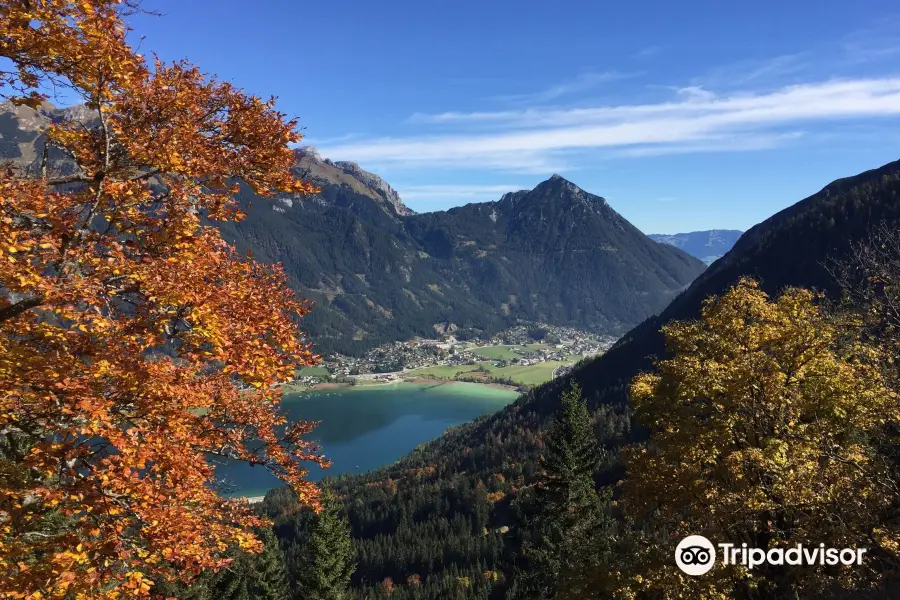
[292,324,619,390]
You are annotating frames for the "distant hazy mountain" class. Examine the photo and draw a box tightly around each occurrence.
[648,229,743,264]
[1,102,707,355]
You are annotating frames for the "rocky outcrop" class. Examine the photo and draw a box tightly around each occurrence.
[331,159,414,216]
[295,146,413,217]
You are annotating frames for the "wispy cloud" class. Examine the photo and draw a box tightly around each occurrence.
[675,86,717,102]
[487,71,643,105]
[840,15,900,64]
[634,46,660,59]
[614,132,805,158]
[397,184,526,202]
[691,53,810,89]
[320,77,900,172]
[296,132,360,147]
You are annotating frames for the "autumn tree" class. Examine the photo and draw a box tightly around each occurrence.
[509,382,611,600]
[0,1,327,598]
[831,223,900,583]
[618,278,900,600]
[832,221,900,384]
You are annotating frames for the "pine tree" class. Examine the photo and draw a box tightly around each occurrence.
[154,528,289,600]
[213,528,291,600]
[292,489,357,600]
[509,382,610,600]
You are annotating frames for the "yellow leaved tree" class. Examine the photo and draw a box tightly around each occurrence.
[618,278,900,599]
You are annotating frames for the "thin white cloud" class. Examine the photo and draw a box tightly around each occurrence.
[634,46,660,58]
[397,184,526,201]
[320,77,900,172]
[840,15,900,64]
[692,53,810,89]
[614,132,804,158]
[487,71,643,105]
[675,86,716,102]
[294,132,360,147]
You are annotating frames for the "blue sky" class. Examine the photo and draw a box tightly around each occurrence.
[122,0,900,233]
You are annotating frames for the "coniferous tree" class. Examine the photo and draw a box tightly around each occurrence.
[155,528,289,600]
[508,382,611,600]
[293,489,357,600]
[213,528,291,600]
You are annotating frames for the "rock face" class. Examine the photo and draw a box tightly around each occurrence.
[648,229,744,265]
[293,146,414,217]
[0,102,90,179]
[1,102,707,355]
[332,159,413,216]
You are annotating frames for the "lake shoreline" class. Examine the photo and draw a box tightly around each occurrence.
[402,376,521,393]
[226,380,520,500]
[282,377,522,395]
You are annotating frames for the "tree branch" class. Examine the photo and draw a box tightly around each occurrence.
[0,295,42,323]
[45,173,91,185]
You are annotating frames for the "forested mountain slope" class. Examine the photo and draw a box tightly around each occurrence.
[220,170,704,355]
[262,160,900,599]
[1,102,706,356]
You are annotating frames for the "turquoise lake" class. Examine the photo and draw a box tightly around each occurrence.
[217,381,519,497]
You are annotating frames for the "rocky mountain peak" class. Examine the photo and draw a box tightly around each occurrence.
[538,173,593,195]
[506,175,609,214]
[332,160,413,216]
[292,146,414,217]
[296,146,323,162]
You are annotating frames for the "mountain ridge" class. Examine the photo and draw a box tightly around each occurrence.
[0,102,707,355]
[296,146,414,217]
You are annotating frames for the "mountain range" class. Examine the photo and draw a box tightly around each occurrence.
[648,229,743,264]
[0,101,708,356]
[221,151,708,355]
[6,100,899,598]
[279,158,900,598]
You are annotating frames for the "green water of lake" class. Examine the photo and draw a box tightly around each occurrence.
[216,381,519,497]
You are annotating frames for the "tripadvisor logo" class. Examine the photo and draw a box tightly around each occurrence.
[675,535,867,576]
[676,535,716,575]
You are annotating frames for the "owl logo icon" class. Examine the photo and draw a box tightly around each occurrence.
[675,535,716,575]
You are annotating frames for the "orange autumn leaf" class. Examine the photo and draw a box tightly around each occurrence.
[0,1,324,598]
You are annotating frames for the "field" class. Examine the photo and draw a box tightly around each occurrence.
[297,366,331,377]
[489,361,571,385]
[354,378,399,386]
[407,358,572,387]
[469,344,550,360]
[406,364,481,380]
